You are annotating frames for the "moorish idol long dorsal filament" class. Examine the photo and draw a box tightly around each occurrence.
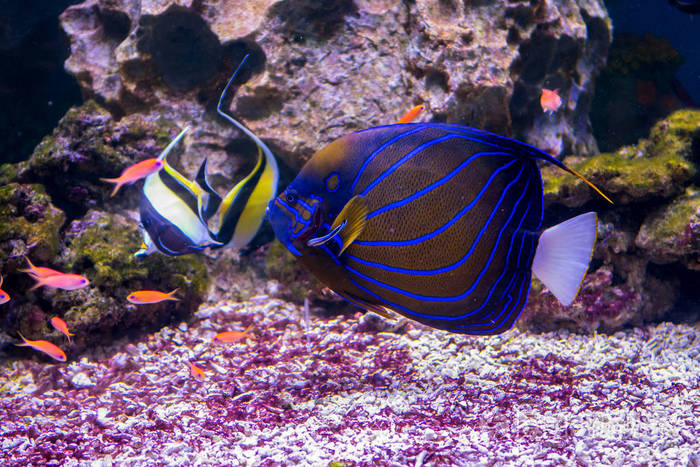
[205,54,280,251]
[268,122,611,335]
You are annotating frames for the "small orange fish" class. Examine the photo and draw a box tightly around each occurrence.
[29,273,89,291]
[0,274,10,305]
[50,317,75,343]
[540,89,562,115]
[127,289,180,305]
[189,362,206,382]
[100,158,165,197]
[397,104,426,124]
[15,332,67,362]
[19,256,62,279]
[212,324,255,344]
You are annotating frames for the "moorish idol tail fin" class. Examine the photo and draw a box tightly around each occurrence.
[531,212,597,306]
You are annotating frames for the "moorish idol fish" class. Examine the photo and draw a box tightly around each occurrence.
[135,128,223,257]
[267,122,612,335]
[135,55,279,257]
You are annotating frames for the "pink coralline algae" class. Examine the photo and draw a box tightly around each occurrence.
[1,298,699,465]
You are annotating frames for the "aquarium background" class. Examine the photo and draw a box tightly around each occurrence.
[0,0,698,465]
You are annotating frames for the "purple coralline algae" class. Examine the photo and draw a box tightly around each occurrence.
[0,298,698,465]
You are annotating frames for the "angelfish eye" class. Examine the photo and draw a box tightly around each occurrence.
[285,191,297,204]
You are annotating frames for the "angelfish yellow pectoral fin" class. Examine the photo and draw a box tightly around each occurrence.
[332,195,368,256]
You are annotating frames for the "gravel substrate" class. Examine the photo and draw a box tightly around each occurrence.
[1,296,699,466]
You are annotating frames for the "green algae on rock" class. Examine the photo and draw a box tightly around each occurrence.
[636,186,700,270]
[544,109,700,207]
[15,100,181,219]
[4,209,209,355]
[0,183,65,264]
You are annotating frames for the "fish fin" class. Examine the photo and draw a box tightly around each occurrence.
[100,178,123,197]
[15,331,29,346]
[0,274,2,288]
[156,127,190,162]
[19,255,36,276]
[28,277,44,291]
[531,212,597,306]
[213,55,280,251]
[243,324,255,340]
[167,288,180,301]
[194,158,222,224]
[331,195,368,256]
[565,167,613,205]
[307,221,346,248]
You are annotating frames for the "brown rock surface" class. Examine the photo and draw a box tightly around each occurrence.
[60,0,612,168]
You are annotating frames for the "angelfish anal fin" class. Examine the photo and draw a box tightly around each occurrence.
[332,195,368,256]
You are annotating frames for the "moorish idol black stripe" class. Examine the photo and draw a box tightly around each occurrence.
[267,122,611,335]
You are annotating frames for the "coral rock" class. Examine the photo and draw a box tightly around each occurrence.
[59,0,612,165]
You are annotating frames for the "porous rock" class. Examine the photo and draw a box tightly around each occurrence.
[59,0,612,165]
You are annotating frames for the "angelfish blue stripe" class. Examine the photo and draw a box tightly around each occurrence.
[346,164,529,277]
[360,134,458,197]
[366,151,512,220]
[462,197,533,321]
[350,126,426,193]
[344,168,532,301]
[354,159,519,247]
[454,271,527,334]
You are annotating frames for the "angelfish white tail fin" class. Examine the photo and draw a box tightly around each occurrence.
[531,212,597,306]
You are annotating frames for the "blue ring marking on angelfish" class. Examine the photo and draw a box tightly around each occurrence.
[457,270,529,334]
[459,197,533,321]
[447,271,526,334]
[366,151,512,220]
[355,159,520,247]
[498,230,530,303]
[325,173,341,193]
[344,170,532,301]
[357,122,552,162]
[274,198,304,235]
[350,126,426,193]
[346,164,529,276]
[360,134,458,197]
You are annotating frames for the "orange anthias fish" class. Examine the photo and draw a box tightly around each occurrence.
[50,317,75,343]
[212,324,255,344]
[16,332,67,362]
[0,275,10,305]
[540,88,562,115]
[189,362,206,382]
[19,256,62,279]
[29,273,90,291]
[101,158,165,197]
[127,289,180,305]
[397,104,426,124]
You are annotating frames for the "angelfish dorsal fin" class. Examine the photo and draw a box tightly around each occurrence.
[332,195,368,256]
